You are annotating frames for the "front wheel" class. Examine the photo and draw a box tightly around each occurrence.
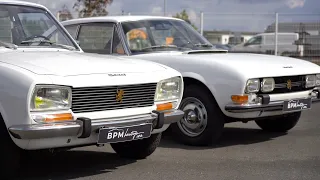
[170,84,225,146]
[255,112,301,132]
[110,133,161,159]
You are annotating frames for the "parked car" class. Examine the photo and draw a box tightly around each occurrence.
[62,16,320,147]
[0,2,185,178]
[230,32,299,55]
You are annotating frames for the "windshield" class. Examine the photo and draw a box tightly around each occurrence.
[121,19,214,54]
[0,4,79,50]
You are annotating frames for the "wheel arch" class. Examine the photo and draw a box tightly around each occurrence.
[181,72,218,106]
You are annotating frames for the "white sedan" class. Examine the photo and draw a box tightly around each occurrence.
[0,2,184,178]
[62,16,320,146]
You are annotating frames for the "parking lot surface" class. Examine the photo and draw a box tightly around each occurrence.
[18,104,320,180]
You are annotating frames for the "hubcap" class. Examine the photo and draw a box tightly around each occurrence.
[177,97,208,137]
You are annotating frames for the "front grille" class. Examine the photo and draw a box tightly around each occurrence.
[259,75,313,94]
[72,83,157,113]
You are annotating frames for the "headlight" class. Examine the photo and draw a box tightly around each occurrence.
[30,85,72,111]
[316,74,320,86]
[245,79,260,93]
[155,76,182,103]
[261,78,275,92]
[305,75,316,88]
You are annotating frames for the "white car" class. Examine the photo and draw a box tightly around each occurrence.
[62,16,320,147]
[0,1,184,178]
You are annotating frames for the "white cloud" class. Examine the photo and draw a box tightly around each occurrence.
[285,0,306,8]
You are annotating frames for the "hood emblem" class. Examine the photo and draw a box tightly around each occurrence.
[116,89,124,103]
[287,79,292,90]
[283,66,293,68]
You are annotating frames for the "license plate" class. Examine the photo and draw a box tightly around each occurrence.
[283,98,312,112]
[97,123,153,144]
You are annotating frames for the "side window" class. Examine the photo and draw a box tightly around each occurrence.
[77,23,114,54]
[245,36,262,46]
[0,8,12,43]
[65,25,78,39]
[112,28,125,55]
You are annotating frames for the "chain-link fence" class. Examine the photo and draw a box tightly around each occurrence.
[57,11,320,65]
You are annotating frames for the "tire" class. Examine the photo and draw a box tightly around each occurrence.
[255,112,301,132]
[0,117,22,179]
[170,84,225,146]
[110,133,161,159]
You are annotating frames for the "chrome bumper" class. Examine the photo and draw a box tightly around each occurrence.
[225,90,320,113]
[8,109,184,140]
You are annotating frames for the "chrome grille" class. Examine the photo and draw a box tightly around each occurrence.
[259,75,313,94]
[72,83,157,113]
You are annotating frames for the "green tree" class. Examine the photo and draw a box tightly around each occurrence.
[73,0,113,18]
[173,9,198,31]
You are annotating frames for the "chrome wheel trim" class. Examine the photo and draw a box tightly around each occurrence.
[177,97,208,137]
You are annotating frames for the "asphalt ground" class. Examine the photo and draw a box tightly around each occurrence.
[16,104,320,180]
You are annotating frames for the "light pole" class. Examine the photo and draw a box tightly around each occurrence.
[164,0,166,16]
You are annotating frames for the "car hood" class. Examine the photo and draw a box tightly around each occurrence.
[0,50,166,76]
[132,51,320,78]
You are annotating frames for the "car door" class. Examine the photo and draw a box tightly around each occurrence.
[242,35,262,53]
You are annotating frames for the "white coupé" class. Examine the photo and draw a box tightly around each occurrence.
[0,1,184,178]
[62,16,320,146]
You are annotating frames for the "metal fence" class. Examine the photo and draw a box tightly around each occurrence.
[57,11,320,65]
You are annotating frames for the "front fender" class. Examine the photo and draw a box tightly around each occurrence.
[182,66,247,116]
[0,63,52,130]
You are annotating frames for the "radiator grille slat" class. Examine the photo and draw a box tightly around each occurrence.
[71,83,157,113]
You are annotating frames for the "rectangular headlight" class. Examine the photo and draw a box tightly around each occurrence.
[245,79,260,93]
[261,78,275,92]
[154,76,183,103]
[30,85,72,111]
[305,75,316,88]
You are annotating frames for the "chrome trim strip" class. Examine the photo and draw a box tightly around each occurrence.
[8,109,184,140]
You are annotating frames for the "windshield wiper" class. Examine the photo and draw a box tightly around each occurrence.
[20,39,76,51]
[194,43,213,47]
[0,40,17,50]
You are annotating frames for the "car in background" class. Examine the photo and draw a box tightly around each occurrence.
[230,32,299,55]
[62,16,320,147]
[0,2,184,178]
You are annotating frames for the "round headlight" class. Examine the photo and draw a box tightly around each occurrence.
[261,78,275,92]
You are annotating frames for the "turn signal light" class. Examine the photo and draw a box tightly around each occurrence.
[231,95,249,104]
[156,102,173,111]
[43,113,73,123]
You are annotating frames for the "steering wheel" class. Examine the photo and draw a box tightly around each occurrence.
[24,35,50,41]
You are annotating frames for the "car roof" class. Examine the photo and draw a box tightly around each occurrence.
[61,15,184,26]
[0,0,48,10]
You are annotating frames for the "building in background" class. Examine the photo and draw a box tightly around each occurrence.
[203,30,259,45]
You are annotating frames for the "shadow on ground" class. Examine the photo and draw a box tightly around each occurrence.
[14,149,136,180]
[160,126,288,150]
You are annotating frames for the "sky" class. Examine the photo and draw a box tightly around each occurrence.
[18,0,320,32]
